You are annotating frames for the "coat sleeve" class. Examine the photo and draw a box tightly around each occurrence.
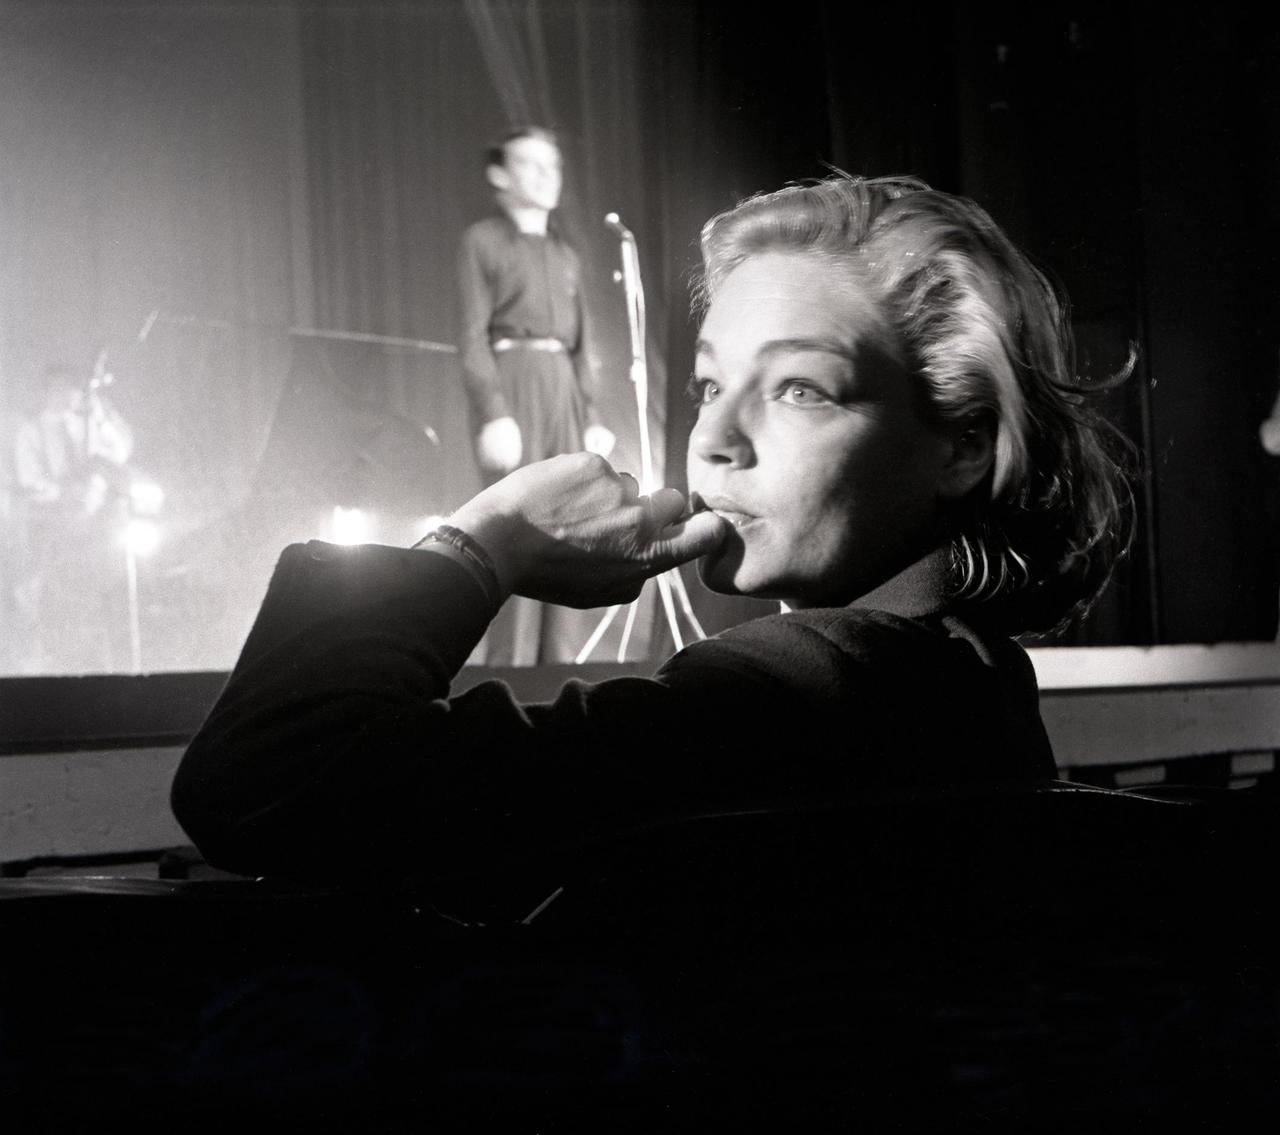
[456,225,511,425]
[169,541,805,885]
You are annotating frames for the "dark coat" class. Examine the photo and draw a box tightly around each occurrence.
[170,541,1055,885]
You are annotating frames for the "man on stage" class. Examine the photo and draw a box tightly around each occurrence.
[456,125,615,664]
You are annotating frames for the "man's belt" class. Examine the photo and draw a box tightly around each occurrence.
[492,337,567,354]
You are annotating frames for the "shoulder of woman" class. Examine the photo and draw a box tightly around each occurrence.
[665,605,1019,700]
[728,605,947,654]
[655,607,928,702]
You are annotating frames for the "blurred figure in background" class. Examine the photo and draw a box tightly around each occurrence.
[11,357,134,672]
[15,359,132,508]
[456,125,616,665]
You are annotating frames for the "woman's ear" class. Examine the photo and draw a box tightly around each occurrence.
[938,416,996,501]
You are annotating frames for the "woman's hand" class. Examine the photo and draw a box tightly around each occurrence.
[448,453,728,608]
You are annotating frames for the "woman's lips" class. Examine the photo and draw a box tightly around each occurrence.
[697,494,758,529]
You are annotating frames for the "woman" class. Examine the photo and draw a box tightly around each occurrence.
[171,175,1130,886]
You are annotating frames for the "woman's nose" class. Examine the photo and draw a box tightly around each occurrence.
[689,398,754,466]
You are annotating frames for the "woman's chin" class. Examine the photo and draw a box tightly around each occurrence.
[695,542,763,597]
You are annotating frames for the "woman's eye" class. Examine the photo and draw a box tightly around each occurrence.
[687,375,720,405]
[778,381,828,406]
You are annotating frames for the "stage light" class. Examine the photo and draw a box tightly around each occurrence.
[330,505,374,545]
[129,479,165,515]
[121,517,162,558]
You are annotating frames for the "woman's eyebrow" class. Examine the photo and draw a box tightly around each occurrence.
[695,336,856,362]
[756,337,855,362]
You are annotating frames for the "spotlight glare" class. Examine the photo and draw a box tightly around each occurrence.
[122,517,162,558]
[330,506,374,546]
[129,479,165,515]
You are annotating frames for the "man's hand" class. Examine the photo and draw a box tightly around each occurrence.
[1262,416,1280,457]
[448,453,728,608]
[583,423,616,459]
[477,416,523,474]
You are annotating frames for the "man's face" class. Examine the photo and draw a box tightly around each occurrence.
[494,135,563,212]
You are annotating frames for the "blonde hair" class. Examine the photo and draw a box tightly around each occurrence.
[697,174,1133,634]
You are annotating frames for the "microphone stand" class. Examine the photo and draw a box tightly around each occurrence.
[575,215,706,663]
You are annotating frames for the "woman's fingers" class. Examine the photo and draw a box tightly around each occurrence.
[634,486,728,567]
[448,454,729,607]
[643,486,686,527]
[567,506,724,606]
[615,470,641,500]
[645,508,728,570]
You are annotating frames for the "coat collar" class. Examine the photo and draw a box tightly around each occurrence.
[847,546,953,619]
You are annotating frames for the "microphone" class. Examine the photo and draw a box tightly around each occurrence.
[604,212,634,240]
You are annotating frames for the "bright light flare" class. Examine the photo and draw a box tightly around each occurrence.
[330,506,374,545]
[121,517,162,558]
[129,479,165,515]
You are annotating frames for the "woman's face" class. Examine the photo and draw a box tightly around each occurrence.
[686,251,955,607]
